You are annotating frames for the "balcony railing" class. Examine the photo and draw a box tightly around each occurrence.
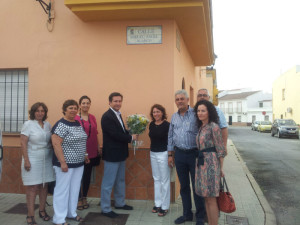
[220,108,245,114]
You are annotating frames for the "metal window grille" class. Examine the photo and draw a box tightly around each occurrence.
[0,69,28,133]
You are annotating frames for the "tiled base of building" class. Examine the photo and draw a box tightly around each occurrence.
[0,147,155,200]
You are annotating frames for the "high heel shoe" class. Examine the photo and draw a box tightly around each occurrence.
[39,210,51,221]
[26,216,37,225]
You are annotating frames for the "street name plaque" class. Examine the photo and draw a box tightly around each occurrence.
[127,26,162,45]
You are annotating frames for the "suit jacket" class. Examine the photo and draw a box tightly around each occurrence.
[101,108,132,162]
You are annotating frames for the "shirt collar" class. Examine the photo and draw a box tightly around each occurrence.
[110,107,121,116]
[34,119,45,124]
[177,106,192,115]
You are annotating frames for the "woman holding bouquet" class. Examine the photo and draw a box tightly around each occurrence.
[148,104,170,216]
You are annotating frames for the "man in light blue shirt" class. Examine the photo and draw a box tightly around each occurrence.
[167,90,205,225]
[197,88,228,152]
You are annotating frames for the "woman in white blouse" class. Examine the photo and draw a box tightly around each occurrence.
[21,102,55,225]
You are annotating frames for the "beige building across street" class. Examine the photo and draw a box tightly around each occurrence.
[272,65,300,124]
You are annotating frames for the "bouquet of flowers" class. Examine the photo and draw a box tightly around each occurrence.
[127,114,149,155]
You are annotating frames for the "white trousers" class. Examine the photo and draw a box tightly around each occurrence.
[53,166,83,224]
[150,151,170,210]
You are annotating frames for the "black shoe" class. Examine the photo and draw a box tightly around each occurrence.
[196,218,205,225]
[115,204,133,210]
[101,211,119,218]
[174,215,193,224]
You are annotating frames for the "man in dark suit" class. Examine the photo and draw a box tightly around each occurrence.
[100,92,138,218]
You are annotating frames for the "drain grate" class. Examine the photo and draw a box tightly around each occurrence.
[5,203,39,215]
[226,215,249,225]
[79,212,129,225]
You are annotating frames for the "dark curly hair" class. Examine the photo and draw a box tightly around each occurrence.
[62,99,78,115]
[150,104,167,121]
[194,100,219,128]
[29,102,48,121]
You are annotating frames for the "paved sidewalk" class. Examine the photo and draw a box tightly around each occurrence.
[0,140,275,225]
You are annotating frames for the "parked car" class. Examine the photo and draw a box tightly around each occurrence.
[251,121,260,131]
[258,121,272,132]
[271,119,299,139]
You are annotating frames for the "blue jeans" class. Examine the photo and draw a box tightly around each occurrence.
[174,149,205,220]
[101,160,126,213]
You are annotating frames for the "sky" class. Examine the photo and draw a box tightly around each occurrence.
[212,0,300,93]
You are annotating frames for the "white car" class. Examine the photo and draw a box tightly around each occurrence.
[251,121,261,131]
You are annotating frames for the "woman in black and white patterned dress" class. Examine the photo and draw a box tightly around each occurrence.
[51,99,90,225]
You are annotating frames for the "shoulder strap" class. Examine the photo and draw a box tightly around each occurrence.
[220,176,229,192]
[79,113,91,138]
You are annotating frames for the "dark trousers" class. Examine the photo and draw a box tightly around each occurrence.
[79,162,93,198]
[174,149,205,220]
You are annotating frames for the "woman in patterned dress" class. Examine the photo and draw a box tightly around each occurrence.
[21,102,55,225]
[51,100,89,225]
[194,100,226,225]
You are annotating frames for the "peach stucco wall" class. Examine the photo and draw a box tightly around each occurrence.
[173,23,206,111]
[0,1,211,199]
[1,1,176,147]
[196,67,214,99]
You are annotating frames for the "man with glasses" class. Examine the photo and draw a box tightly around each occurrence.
[197,88,228,152]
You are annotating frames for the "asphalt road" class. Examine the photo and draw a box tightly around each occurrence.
[229,126,300,225]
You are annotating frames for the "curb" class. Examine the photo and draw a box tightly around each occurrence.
[229,139,277,225]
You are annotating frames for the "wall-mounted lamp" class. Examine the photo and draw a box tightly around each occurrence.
[35,0,55,31]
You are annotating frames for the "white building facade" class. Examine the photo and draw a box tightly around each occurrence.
[218,89,272,126]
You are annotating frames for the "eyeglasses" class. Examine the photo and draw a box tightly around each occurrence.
[197,94,208,97]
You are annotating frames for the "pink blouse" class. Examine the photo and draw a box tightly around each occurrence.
[75,114,99,159]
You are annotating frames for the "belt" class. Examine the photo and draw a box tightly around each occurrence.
[174,146,198,153]
[197,147,216,167]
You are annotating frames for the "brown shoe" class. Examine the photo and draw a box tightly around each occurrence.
[82,197,89,209]
[77,198,84,210]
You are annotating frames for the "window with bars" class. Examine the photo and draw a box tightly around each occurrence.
[237,116,241,122]
[0,69,28,133]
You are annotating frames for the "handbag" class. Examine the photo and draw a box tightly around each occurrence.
[90,154,101,166]
[217,176,236,213]
[48,181,56,195]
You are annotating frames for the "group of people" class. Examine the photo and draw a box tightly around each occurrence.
[148,88,227,225]
[21,97,100,225]
[20,88,227,225]
[167,89,227,225]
